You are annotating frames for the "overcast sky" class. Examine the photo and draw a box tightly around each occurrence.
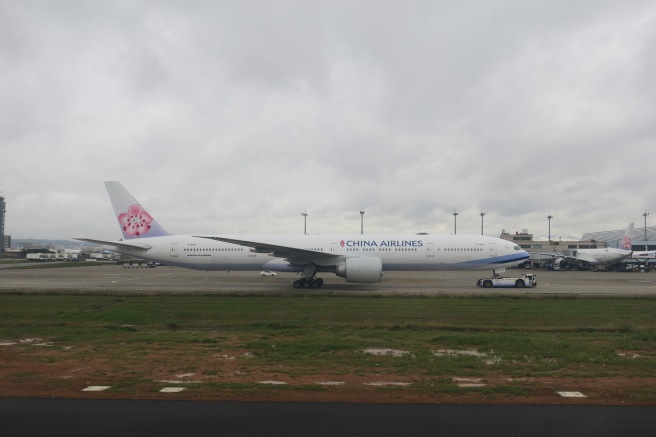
[1,0,655,241]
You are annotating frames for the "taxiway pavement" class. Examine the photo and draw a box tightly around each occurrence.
[1,264,655,295]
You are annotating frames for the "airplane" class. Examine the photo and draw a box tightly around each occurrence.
[77,181,530,288]
[543,223,634,270]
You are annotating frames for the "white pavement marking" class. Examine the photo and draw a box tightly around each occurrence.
[453,377,487,387]
[160,387,186,393]
[557,391,587,398]
[81,386,110,392]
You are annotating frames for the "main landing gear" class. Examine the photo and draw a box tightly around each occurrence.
[292,277,324,289]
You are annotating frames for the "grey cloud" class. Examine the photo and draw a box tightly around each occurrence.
[1,0,655,240]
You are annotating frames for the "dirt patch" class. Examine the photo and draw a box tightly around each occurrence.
[1,340,654,404]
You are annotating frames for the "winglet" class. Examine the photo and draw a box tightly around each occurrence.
[104,181,170,239]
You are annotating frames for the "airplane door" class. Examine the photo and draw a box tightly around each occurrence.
[426,243,434,257]
[488,243,497,258]
[170,243,178,257]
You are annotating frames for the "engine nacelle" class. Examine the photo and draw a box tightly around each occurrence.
[336,257,383,283]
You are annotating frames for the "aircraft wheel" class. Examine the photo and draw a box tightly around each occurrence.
[293,280,302,289]
[316,278,324,286]
[311,280,320,289]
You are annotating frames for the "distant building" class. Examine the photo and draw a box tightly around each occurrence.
[582,226,656,251]
[500,229,606,257]
[0,194,5,253]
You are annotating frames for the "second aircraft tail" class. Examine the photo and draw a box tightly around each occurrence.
[620,222,635,250]
[104,181,170,239]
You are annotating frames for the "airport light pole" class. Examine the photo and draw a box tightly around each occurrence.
[360,210,365,235]
[547,215,553,242]
[453,211,458,235]
[480,211,486,235]
[301,211,308,235]
[644,211,649,250]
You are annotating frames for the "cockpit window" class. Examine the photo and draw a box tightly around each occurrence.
[514,246,520,250]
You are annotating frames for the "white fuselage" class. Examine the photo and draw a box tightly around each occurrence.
[573,248,632,265]
[107,233,529,273]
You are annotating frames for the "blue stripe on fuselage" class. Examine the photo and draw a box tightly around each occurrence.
[461,252,530,266]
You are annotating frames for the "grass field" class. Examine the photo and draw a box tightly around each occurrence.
[1,294,655,404]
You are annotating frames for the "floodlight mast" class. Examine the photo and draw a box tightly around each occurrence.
[0,192,5,253]
[547,215,553,242]
[360,210,365,235]
[644,211,649,250]
[301,211,308,235]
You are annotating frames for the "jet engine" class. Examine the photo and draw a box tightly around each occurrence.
[336,257,383,283]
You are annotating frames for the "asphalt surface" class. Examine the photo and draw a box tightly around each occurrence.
[1,263,656,295]
[1,398,655,437]
[1,263,655,435]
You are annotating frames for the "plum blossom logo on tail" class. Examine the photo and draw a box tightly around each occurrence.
[118,204,154,237]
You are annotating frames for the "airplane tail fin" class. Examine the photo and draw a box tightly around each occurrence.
[104,181,170,239]
[620,222,634,250]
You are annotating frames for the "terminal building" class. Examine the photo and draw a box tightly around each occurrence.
[0,193,6,252]
[501,224,656,269]
[502,225,656,253]
[500,229,606,266]
[582,226,656,251]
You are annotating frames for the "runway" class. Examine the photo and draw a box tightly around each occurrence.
[1,263,656,295]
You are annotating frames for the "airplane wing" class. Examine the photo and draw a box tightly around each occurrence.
[540,252,599,264]
[539,253,576,261]
[574,253,601,264]
[194,236,341,266]
[74,238,152,251]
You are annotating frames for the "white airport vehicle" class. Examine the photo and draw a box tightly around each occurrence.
[77,182,530,289]
[477,270,537,288]
[260,270,277,277]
